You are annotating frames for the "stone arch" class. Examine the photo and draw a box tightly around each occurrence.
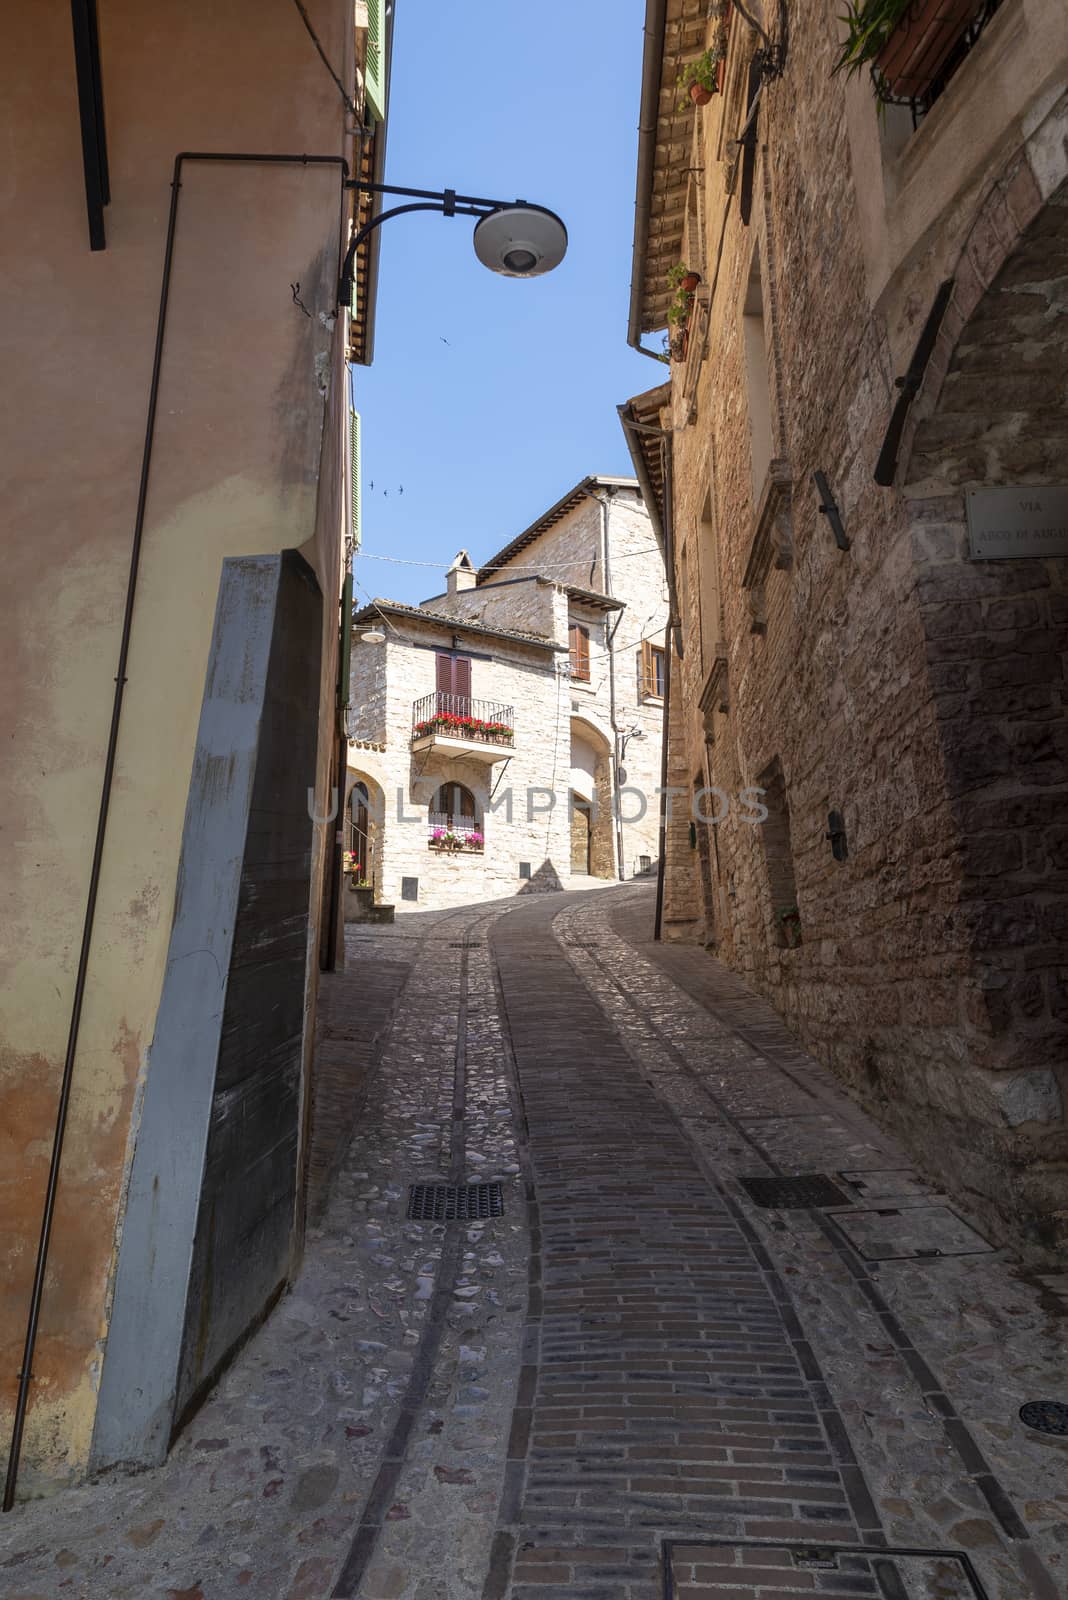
[344,765,386,891]
[899,156,1068,1248]
[569,715,615,879]
[897,90,1068,487]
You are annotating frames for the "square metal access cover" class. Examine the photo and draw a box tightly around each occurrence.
[739,1173,850,1210]
[829,1204,992,1260]
[664,1540,989,1599]
[407,1182,504,1222]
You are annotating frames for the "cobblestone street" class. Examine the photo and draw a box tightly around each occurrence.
[1,884,1065,1600]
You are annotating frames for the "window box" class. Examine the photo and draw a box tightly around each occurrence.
[429,828,484,854]
[876,0,983,99]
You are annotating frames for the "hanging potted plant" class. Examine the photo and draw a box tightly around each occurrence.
[677,5,731,106]
[668,263,702,295]
[833,0,982,101]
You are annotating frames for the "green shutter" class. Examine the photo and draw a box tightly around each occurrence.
[350,407,362,550]
[365,0,387,124]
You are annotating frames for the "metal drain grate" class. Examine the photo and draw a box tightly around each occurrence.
[1019,1400,1068,1437]
[563,941,600,949]
[407,1182,504,1221]
[448,941,482,948]
[739,1173,850,1210]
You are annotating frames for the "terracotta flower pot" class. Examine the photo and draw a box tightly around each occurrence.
[689,81,714,106]
[876,0,980,99]
[681,272,701,292]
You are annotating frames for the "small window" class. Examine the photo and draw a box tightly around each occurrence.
[639,640,666,701]
[569,622,591,682]
[429,783,483,852]
[743,249,773,501]
[758,757,800,948]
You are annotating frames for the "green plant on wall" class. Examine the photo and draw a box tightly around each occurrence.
[832,0,912,79]
[666,289,693,328]
[676,2,731,107]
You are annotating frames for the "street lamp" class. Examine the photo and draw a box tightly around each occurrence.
[339,181,567,306]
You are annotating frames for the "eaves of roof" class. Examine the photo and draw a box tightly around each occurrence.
[347,2,396,367]
[540,580,624,612]
[628,0,708,346]
[477,475,638,582]
[617,381,672,556]
[352,599,568,652]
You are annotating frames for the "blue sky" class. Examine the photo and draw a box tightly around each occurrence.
[351,0,660,608]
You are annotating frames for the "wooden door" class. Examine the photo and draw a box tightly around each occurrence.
[571,799,592,874]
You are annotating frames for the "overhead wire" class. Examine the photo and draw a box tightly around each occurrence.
[290,0,359,119]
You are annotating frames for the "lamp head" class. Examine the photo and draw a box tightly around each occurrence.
[472,204,568,278]
[358,626,386,644]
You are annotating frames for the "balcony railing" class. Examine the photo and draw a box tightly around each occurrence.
[411,693,515,748]
[428,812,485,852]
[882,0,1004,125]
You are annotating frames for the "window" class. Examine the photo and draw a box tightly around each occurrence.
[639,640,666,701]
[436,653,472,703]
[743,248,773,501]
[428,783,483,852]
[569,622,591,682]
[757,757,801,948]
[678,542,690,632]
[698,485,725,674]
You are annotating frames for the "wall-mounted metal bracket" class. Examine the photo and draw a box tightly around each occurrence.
[813,472,850,550]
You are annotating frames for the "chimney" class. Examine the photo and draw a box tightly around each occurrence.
[446,549,477,596]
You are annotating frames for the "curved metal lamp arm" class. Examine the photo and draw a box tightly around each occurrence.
[338,196,490,307]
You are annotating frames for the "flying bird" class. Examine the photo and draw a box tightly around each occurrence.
[439,336,450,345]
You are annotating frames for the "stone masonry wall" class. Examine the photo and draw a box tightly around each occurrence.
[658,0,1067,1250]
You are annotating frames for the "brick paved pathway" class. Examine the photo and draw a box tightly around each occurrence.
[1,883,1064,1600]
[484,888,1066,1600]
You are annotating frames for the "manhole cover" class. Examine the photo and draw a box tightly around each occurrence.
[407,1182,504,1221]
[738,1173,850,1210]
[665,1540,988,1599]
[1020,1400,1068,1437]
[830,1204,991,1261]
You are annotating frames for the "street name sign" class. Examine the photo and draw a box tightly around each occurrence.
[966,486,1068,560]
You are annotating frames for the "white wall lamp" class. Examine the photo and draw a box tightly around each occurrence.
[339,181,567,306]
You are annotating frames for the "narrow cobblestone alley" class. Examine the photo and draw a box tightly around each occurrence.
[1,886,1065,1600]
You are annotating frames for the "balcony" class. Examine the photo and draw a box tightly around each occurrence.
[410,693,515,763]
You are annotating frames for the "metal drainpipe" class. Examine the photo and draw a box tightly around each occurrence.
[2,148,351,1513]
[654,435,677,942]
[653,618,673,942]
[324,561,353,972]
[591,490,626,882]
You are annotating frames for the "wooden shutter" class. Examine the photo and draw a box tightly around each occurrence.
[453,656,471,701]
[739,58,761,227]
[570,623,590,682]
[364,0,387,123]
[436,653,452,696]
[350,409,362,549]
[639,640,653,698]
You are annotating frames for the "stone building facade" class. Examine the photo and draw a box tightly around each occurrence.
[623,0,1068,1253]
[346,477,668,910]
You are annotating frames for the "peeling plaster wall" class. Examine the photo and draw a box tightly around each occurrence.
[0,2,352,1486]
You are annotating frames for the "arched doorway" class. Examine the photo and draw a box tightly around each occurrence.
[569,717,615,879]
[345,770,385,891]
[900,165,1068,1244]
